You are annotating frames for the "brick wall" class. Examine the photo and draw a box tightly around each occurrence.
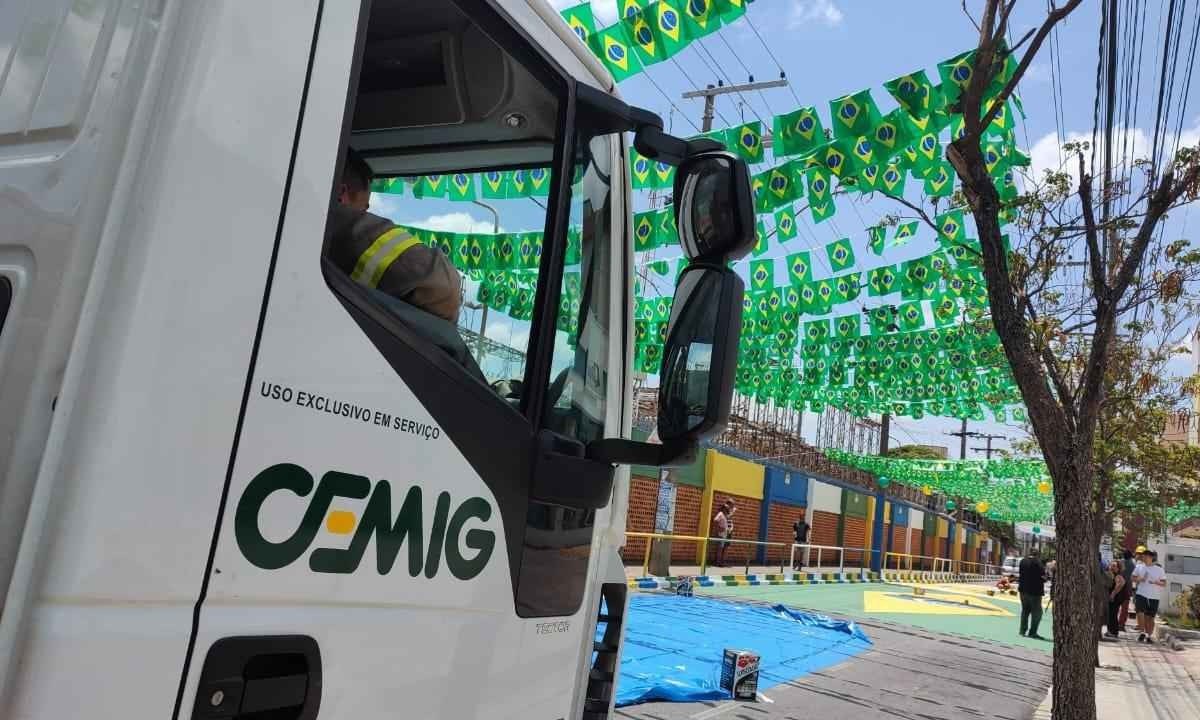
[765,503,806,565]
[909,529,926,568]
[622,474,658,563]
[843,515,867,565]
[935,538,947,558]
[672,484,702,562]
[710,491,761,567]
[810,509,840,563]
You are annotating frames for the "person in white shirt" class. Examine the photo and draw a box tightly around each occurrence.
[1131,549,1167,642]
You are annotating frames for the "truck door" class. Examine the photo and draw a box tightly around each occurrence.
[177,1,624,718]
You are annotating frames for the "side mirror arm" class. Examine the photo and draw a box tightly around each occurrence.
[584,437,697,467]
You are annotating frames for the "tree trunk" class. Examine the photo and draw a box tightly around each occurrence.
[1051,462,1098,720]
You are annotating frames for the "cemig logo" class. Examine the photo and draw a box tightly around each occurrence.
[235,463,495,580]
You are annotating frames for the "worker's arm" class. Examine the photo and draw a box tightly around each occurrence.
[327,205,463,323]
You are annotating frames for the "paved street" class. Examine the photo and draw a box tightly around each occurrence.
[702,581,1055,652]
[617,588,1052,720]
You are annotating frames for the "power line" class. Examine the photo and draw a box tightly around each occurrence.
[742,10,804,108]
[641,66,702,134]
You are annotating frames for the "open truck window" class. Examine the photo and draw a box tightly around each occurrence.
[318,0,616,617]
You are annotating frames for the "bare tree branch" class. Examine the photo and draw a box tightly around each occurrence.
[1077,156,1110,298]
[979,0,1085,132]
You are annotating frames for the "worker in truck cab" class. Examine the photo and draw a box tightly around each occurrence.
[326,149,463,323]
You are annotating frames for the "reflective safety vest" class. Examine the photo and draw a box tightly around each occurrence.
[326,204,462,323]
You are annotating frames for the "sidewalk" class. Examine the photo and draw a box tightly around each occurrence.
[1032,634,1200,719]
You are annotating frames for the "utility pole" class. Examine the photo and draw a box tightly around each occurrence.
[467,199,500,362]
[878,413,890,455]
[682,78,790,133]
[971,433,1006,460]
[948,418,970,459]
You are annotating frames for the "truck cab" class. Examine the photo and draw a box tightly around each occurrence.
[0,1,751,718]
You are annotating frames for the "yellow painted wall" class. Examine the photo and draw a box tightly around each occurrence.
[696,450,764,563]
[707,451,766,499]
[936,517,949,538]
[864,496,877,554]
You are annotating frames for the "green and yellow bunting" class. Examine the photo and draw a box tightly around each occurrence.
[593,23,641,81]
[786,251,812,285]
[868,265,898,296]
[830,89,882,139]
[884,69,937,117]
[868,225,886,256]
[775,206,797,240]
[749,258,774,291]
[893,221,918,245]
[561,2,597,48]
[826,237,856,272]
[935,208,966,245]
[682,0,723,37]
[728,121,764,163]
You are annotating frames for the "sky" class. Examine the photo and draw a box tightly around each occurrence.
[374,0,1200,460]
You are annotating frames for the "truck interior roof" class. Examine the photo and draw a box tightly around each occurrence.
[350,0,559,176]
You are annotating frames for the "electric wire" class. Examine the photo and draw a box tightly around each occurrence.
[641,66,703,134]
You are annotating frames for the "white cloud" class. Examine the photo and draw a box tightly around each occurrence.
[787,0,844,29]
[1025,123,1200,187]
[403,211,502,235]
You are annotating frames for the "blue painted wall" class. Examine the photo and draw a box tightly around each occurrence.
[756,465,810,563]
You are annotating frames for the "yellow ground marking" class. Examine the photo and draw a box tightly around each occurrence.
[864,590,1012,616]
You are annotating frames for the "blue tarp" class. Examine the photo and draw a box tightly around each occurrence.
[612,594,871,706]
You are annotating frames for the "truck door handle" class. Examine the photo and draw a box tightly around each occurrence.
[192,635,321,720]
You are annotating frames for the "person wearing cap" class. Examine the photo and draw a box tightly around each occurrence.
[1131,545,1147,631]
[326,149,462,323]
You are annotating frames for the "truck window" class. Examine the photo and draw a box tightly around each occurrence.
[315,0,617,617]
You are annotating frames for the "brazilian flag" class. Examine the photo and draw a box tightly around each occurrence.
[527,167,551,197]
[879,163,907,197]
[764,162,797,205]
[810,200,836,224]
[774,206,797,240]
[653,160,675,188]
[753,219,769,256]
[804,319,830,344]
[630,149,654,189]
[415,174,447,199]
[481,170,506,199]
[873,109,912,156]
[884,69,937,117]
[508,169,529,198]
[820,139,860,178]
[656,208,678,248]
[682,0,723,38]
[834,272,861,303]
[893,221,918,244]
[805,167,832,206]
[633,210,657,251]
[560,3,597,48]
[938,49,977,105]
[932,293,961,327]
[867,225,886,256]
[448,172,476,201]
[786,251,811,285]
[618,0,648,21]
[651,1,691,59]
[594,23,642,82]
[898,301,925,331]
[924,162,955,198]
[749,258,774,291]
[868,265,898,296]
[856,163,881,192]
[369,177,404,195]
[829,89,882,140]
[728,121,764,163]
[935,208,966,245]
[834,313,861,339]
[825,237,855,272]
[623,3,664,66]
[772,106,825,157]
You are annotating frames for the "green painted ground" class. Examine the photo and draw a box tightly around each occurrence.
[699,581,1055,652]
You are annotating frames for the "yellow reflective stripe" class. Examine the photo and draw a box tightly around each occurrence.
[349,227,419,288]
[366,234,420,289]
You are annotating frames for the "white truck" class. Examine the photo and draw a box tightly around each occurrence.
[0,1,754,718]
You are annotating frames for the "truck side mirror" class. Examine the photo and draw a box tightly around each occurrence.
[586,148,750,469]
[673,150,755,264]
[657,265,742,442]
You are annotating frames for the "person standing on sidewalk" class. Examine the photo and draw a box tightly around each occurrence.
[1133,549,1167,643]
[1018,550,1048,639]
[1118,549,1136,630]
[1105,559,1127,638]
[793,515,810,570]
[711,500,734,567]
